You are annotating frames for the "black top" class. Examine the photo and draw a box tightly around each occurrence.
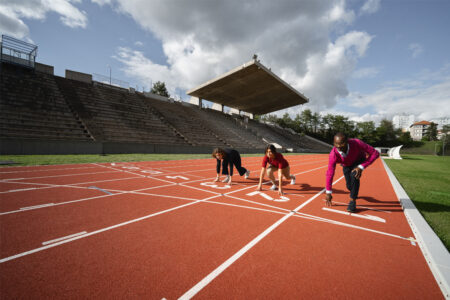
[216,148,240,176]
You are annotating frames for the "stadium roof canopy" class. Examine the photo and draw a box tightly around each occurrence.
[187,59,309,115]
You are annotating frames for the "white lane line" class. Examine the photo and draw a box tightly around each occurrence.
[0,166,100,174]
[0,178,25,181]
[0,170,120,181]
[224,165,328,196]
[20,203,55,210]
[322,207,386,223]
[42,232,88,245]
[88,186,114,195]
[178,175,345,300]
[0,176,142,194]
[4,187,38,193]
[326,200,392,213]
[292,211,414,242]
[0,194,221,264]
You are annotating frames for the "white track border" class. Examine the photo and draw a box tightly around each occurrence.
[382,158,449,299]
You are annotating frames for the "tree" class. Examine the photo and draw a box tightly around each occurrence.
[423,122,438,141]
[443,124,450,133]
[311,112,320,134]
[375,119,397,147]
[398,131,413,147]
[151,81,170,98]
[356,121,376,144]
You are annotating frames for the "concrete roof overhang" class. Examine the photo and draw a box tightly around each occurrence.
[187,59,308,115]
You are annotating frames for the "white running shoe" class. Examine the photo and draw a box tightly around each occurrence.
[245,170,250,179]
[221,175,230,183]
[290,175,296,185]
[270,184,277,191]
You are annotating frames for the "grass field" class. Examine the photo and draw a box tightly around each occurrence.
[0,152,311,167]
[2,153,448,250]
[385,155,450,250]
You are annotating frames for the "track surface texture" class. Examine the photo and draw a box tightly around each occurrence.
[0,155,444,299]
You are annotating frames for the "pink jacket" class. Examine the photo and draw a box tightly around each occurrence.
[325,138,379,191]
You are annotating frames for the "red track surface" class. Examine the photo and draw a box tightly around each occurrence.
[0,155,443,299]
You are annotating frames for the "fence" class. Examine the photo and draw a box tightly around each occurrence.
[93,73,129,89]
[0,35,37,68]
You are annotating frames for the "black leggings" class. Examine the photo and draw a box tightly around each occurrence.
[342,160,364,200]
[222,156,247,176]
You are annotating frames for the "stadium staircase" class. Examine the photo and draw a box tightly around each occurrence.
[1,63,92,141]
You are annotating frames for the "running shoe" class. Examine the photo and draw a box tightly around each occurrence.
[245,170,250,179]
[347,200,357,213]
[290,175,296,185]
[221,175,230,183]
[270,184,278,190]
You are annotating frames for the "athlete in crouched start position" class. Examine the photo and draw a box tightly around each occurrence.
[324,132,379,213]
[213,148,250,185]
[256,144,296,195]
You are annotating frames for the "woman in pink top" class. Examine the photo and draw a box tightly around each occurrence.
[256,145,296,195]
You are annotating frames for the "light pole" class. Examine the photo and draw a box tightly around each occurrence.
[107,64,111,85]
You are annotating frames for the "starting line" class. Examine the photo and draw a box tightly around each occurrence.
[322,207,386,223]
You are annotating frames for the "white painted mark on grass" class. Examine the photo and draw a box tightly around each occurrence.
[322,207,386,223]
[20,203,55,210]
[42,232,87,245]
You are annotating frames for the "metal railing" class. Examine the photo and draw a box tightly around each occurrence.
[92,73,129,89]
[1,35,37,68]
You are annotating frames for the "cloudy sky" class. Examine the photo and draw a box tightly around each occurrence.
[1,0,449,123]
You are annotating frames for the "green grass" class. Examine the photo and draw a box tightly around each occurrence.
[402,140,449,155]
[0,152,313,167]
[385,155,450,250]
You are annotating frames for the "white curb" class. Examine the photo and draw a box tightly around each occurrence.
[382,158,449,299]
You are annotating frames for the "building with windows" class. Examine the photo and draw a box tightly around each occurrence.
[430,117,450,130]
[393,114,415,132]
[410,120,432,141]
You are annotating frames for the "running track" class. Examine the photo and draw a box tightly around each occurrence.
[0,155,444,299]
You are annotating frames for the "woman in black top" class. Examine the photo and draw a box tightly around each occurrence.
[212,148,250,185]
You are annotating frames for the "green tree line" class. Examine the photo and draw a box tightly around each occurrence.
[257,109,441,147]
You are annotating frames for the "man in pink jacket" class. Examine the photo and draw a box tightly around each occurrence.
[324,132,379,213]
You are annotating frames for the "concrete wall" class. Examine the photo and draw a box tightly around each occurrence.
[65,69,92,84]
[0,139,263,155]
[35,63,54,75]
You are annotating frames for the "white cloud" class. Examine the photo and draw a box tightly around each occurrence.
[134,41,143,46]
[346,65,450,121]
[0,8,30,39]
[352,67,380,79]
[359,0,380,15]
[0,0,87,40]
[96,0,374,113]
[409,43,423,58]
[91,0,112,6]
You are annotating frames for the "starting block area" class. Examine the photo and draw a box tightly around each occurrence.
[0,155,444,299]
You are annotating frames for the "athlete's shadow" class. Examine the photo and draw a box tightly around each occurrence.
[299,184,348,195]
[356,196,404,212]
